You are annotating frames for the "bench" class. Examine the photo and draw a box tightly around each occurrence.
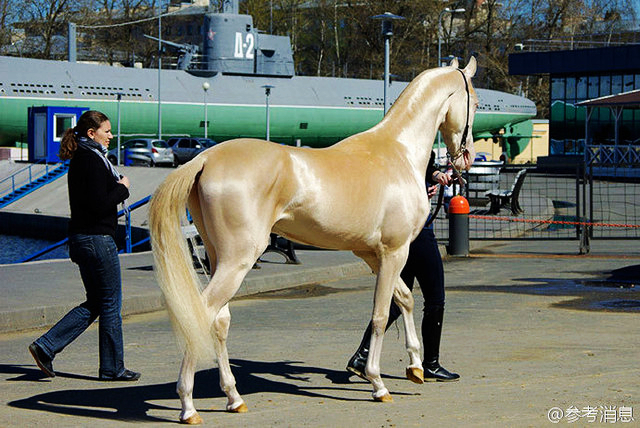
[487,169,527,215]
[466,161,502,204]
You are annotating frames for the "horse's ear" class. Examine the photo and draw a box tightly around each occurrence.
[449,57,459,68]
[463,56,477,78]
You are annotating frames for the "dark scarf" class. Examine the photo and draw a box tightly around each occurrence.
[77,137,121,182]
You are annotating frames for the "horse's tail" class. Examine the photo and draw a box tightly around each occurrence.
[149,155,216,362]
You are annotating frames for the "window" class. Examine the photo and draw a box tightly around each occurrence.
[623,74,634,91]
[600,75,611,96]
[551,77,564,100]
[565,77,576,99]
[612,75,622,94]
[153,140,168,148]
[588,76,599,99]
[576,76,587,100]
[53,114,76,142]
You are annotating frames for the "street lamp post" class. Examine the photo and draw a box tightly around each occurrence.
[261,85,275,141]
[436,7,465,155]
[371,12,404,116]
[437,7,465,67]
[116,92,123,165]
[157,0,162,140]
[202,82,210,138]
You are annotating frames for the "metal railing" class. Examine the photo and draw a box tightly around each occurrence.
[0,159,48,198]
[14,195,152,263]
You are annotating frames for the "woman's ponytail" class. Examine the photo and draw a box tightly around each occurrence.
[59,127,77,160]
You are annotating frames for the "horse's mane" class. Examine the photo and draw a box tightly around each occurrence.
[384,65,459,121]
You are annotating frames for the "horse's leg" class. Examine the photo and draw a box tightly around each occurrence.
[354,250,423,384]
[365,246,410,402]
[212,303,247,412]
[200,231,270,413]
[392,279,424,383]
[188,187,262,414]
[177,350,201,424]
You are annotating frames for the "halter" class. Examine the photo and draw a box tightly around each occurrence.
[446,68,471,163]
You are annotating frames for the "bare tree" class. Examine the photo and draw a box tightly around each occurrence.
[0,0,14,47]
[16,0,72,58]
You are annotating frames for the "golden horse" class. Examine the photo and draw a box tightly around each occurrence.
[149,57,478,424]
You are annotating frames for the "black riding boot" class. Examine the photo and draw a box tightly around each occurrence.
[346,303,402,380]
[422,304,459,381]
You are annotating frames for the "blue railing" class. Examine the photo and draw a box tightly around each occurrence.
[0,159,47,198]
[118,195,152,254]
[14,195,152,263]
[0,161,71,209]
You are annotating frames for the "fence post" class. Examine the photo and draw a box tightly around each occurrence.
[579,164,591,254]
[448,195,469,257]
[125,207,132,253]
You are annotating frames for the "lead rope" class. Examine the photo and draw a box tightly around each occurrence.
[424,184,445,228]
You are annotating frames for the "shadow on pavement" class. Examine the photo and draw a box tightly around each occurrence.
[448,264,640,312]
[5,359,413,423]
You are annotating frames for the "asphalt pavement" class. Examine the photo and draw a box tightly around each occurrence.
[1,239,639,427]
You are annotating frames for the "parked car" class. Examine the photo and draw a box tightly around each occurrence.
[169,137,217,165]
[108,138,174,167]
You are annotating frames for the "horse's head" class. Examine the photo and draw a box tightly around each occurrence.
[439,57,478,172]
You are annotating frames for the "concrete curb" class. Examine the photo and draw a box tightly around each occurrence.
[0,258,370,334]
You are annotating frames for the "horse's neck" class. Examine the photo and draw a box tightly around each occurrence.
[372,69,457,175]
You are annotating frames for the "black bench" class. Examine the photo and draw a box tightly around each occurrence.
[487,169,527,215]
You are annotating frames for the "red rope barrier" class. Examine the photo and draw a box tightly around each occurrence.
[469,215,640,228]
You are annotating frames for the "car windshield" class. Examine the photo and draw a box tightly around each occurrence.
[153,140,168,148]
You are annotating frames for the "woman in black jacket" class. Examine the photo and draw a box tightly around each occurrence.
[29,110,140,381]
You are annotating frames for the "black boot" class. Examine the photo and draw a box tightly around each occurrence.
[346,342,368,380]
[346,303,402,380]
[422,304,459,382]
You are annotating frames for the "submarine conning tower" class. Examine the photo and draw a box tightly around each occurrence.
[202,12,294,77]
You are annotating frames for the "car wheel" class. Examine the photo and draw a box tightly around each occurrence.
[173,156,179,167]
[108,155,117,165]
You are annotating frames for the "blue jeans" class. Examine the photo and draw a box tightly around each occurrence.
[35,234,125,378]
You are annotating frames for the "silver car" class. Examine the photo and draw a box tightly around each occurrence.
[108,138,175,167]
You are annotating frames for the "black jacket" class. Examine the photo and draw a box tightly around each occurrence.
[426,151,439,186]
[67,146,129,238]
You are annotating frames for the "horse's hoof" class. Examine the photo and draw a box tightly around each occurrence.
[406,367,424,384]
[228,402,248,413]
[374,392,393,403]
[180,413,203,425]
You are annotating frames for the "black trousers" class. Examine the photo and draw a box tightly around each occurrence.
[356,225,445,351]
[401,226,445,306]
[385,225,445,322]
